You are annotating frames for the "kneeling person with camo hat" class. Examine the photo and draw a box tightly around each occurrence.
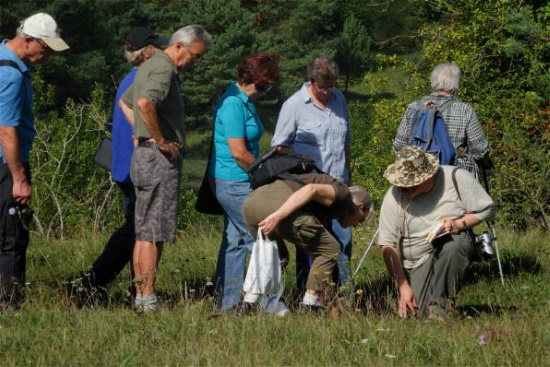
[378,146,495,320]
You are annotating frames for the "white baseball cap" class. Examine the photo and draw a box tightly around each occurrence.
[20,13,69,51]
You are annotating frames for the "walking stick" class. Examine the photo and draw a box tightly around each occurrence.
[481,166,505,286]
[354,227,379,276]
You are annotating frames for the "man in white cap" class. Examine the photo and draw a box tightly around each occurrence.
[0,12,69,311]
[378,146,495,320]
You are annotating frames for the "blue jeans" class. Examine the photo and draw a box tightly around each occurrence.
[211,178,286,314]
[331,219,354,294]
[211,178,255,311]
[296,219,353,294]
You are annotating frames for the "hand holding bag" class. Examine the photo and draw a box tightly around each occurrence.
[243,231,284,303]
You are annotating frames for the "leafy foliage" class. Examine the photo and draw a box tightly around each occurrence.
[354,0,549,229]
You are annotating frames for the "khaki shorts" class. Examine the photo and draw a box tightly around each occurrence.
[130,144,182,243]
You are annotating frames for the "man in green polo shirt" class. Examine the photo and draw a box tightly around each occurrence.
[120,25,212,313]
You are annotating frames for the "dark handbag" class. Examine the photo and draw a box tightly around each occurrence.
[195,127,224,215]
[195,172,224,215]
[94,137,112,171]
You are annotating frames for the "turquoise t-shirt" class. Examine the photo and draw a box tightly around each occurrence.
[209,82,263,181]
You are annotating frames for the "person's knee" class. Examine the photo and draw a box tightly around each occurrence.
[439,233,473,259]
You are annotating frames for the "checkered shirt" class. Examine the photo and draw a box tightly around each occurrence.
[393,93,490,178]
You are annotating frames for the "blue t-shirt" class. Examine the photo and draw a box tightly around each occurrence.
[209,82,263,181]
[111,68,137,183]
[0,40,36,163]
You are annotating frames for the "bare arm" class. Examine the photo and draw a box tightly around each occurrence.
[0,126,31,205]
[226,138,256,170]
[136,98,180,160]
[118,98,134,126]
[381,245,417,317]
[259,183,336,236]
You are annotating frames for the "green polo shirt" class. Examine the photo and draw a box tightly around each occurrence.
[122,51,185,144]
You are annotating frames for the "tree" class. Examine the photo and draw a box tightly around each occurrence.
[334,14,372,95]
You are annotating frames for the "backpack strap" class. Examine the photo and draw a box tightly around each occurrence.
[437,98,454,113]
[278,171,307,186]
[0,60,22,73]
[451,167,462,203]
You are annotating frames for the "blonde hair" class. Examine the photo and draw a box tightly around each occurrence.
[124,44,159,66]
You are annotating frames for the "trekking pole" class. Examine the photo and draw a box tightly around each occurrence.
[487,220,505,286]
[480,165,505,286]
[354,227,379,277]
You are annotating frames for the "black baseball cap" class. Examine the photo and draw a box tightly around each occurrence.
[124,27,169,51]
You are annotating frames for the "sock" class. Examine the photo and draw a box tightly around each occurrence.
[142,294,158,311]
[302,293,319,306]
[134,294,158,311]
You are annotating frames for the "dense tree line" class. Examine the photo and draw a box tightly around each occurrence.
[0,0,547,235]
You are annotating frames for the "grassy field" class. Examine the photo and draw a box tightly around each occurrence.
[1,56,547,366]
[0,222,547,366]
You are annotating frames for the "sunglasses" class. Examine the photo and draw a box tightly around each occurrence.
[255,84,273,93]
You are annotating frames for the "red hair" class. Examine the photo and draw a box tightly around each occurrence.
[238,52,279,85]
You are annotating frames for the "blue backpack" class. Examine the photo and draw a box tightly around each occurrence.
[409,100,456,165]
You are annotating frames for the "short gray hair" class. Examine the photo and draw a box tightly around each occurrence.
[349,186,374,214]
[16,26,26,38]
[430,63,461,93]
[307,56,339,84]
[169,25,212,48]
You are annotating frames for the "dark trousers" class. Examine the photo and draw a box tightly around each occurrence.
[89,181,136,289]
[0,162,31,308]
[406,231,474,316]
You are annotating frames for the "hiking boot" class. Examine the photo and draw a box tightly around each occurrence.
[427,304,450,321]
[235,301,256,316]
[298,302,323,315]
[66,275,108,307]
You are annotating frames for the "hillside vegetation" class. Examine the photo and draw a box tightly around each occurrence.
[0,1,548,364]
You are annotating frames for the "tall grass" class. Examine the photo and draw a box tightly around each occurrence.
[0,223,547,366]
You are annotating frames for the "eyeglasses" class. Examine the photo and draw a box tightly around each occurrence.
[184,46,203,62]
[311,80,334,91]
[33,38,51,53]
[255,84,273,94]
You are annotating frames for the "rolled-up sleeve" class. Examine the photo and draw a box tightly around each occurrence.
[456,168,495,222]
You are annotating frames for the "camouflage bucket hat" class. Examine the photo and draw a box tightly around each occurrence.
[383,146,439,187]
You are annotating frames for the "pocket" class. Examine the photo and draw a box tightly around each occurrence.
[130,148,156,189]
[2,208,30,253]
[292,215,323,244]
[301,119,322,131]
[297,119,323,144]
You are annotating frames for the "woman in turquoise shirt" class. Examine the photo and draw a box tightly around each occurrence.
[208,52,280,313]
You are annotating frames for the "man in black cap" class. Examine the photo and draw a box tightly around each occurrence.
[70,27,168,305]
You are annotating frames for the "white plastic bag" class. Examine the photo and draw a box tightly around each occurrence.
[243,231,283,303]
